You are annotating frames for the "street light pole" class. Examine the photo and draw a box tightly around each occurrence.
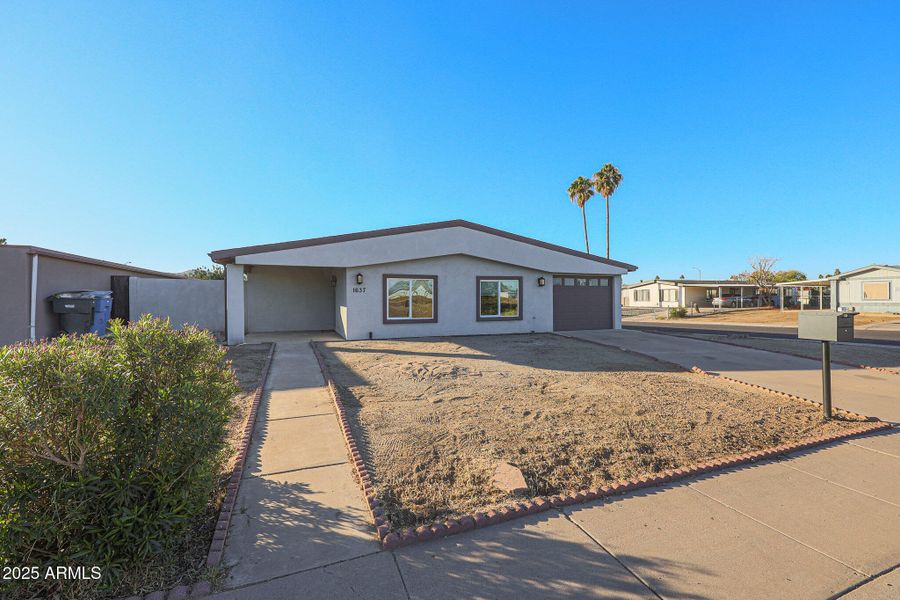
[693,267,702,280]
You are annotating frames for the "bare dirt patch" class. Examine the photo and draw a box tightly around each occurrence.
[680,334,900,372]
[685,308,900,327]
[318,334,864,530]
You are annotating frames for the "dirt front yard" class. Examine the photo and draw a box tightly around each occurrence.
[318,334,864,530]
[689,308,900,327]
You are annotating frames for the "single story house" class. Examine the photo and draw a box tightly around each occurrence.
[0,245,179,346]
[209,220,637,344]
[776,264,900,313]
[622,278,758,309]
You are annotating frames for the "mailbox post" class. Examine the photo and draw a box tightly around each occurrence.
[797,312,855,419]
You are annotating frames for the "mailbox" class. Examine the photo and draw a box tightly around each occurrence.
[798,311,855,342]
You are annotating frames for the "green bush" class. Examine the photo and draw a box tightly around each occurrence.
[667,307,688,319]
[0,316,239,598]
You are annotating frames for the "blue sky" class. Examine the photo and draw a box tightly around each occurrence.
[2,2,898,281]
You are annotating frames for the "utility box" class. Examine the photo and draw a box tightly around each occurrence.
[798,311,855,342]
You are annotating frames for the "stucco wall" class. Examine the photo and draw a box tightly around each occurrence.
[837,269,900,313]
[343,255,552,340]
[34,255,169,340]
[129,278,224,332]
[0,247,31,346]
[334,268,348,338]
[245,265,336,333]
[235,225,630,276]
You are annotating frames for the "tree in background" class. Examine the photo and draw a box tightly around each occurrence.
[833,268,841,276]
[735,256,779,306]
[774,269,807,283]
[183,264,224,280]
[591,163,623,259]
[0,238,6,245]
[567,176,595,253]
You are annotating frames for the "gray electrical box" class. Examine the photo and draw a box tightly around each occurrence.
[798,312,855,342]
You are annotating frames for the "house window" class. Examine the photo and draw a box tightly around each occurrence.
[634,289,650,302]
[384,276,437,323]
[477,277,522,320]
[660,289,678,302]
[862,281,890,301]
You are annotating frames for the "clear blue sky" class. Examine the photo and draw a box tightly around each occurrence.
[2,2,898,281]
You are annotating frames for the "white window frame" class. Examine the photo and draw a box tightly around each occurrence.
[477,277,522,320]
[384,276,437,322]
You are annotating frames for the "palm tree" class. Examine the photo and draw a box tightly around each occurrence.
[591,163,623,258]
[567,176,595,253]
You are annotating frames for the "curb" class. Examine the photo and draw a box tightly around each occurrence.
[116,343,275,600]
[310,341,891,552]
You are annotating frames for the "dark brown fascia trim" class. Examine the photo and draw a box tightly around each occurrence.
[475,276,524,322]
[382,274,439,324]
[4,245,182,278]
[208,220,638,271]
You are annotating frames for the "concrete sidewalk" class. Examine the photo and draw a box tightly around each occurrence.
[565,329,900,423]
[220,334,381,590]
[212,332,899,599]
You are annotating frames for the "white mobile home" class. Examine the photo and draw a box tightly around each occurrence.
[622,279,757,309]
[777,264,900,314]
[210,220,637,344]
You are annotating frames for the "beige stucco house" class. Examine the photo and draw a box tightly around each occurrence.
[209,220,637,344]
[622,278,758,309]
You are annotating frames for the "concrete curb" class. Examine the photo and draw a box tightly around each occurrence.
[116,343,275,600]
[310,340,891,552]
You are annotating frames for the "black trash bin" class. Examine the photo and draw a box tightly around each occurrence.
[48,291,113,335]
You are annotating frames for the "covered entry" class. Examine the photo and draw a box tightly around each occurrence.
[552,276,613,331]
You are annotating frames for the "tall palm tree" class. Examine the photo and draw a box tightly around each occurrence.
[567,176,595,253]
[591,163,623,258]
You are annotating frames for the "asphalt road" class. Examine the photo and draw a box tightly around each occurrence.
[624,320,900,346]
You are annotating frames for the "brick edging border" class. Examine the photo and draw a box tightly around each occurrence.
[649,329,900,376]
[310,341,891,553]
[689,365,877,421]
[207,342,276,567]
[119,343,276,600]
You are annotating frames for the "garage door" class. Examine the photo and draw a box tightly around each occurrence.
[553,276,613,331]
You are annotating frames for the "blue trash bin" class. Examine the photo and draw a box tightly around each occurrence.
[84,291,113,335]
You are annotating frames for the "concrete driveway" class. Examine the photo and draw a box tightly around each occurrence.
[212,332,900,600]
[565,329,900,423]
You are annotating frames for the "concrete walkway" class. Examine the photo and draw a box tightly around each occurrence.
[220,333,381,591]
[213,332,900,599]
[565,329,900,423]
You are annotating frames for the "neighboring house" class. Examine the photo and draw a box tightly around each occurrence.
[0,245,179,346]
[776,264,900,313]
[622,279,757,308]
[209,220,638,344]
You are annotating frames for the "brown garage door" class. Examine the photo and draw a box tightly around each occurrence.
[553,276,613,331]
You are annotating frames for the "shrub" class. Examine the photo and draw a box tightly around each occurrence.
[667,307,688,319]
[0,316,239,599]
